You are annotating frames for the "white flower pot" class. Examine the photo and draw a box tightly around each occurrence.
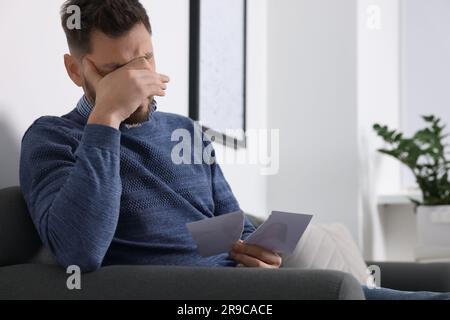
[417,205,450,247]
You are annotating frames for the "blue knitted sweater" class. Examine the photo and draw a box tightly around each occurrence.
[19,97,255,272]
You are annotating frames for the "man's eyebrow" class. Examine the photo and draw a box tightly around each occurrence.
[100,52,154,71]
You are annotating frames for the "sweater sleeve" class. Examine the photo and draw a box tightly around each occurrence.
[20,122,122,272]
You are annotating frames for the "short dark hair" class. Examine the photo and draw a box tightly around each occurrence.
[61,0,152,55]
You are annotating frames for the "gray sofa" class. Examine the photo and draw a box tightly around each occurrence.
[0,186,448,300]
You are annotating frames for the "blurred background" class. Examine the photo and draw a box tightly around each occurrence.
[1,0,449,263]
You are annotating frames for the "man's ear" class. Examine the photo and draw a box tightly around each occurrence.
[64,54,83,87]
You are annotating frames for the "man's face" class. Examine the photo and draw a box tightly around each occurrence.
[82,23,156,125]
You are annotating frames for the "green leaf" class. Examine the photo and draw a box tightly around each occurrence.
[409,197,422,206]
[423,115,435,123]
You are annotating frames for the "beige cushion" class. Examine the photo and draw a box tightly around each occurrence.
[281,224,369,284]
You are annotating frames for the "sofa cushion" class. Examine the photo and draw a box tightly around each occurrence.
[281,223,369,284]
[0,187,43,266]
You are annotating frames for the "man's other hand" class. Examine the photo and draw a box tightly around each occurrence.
[229,240,282,269]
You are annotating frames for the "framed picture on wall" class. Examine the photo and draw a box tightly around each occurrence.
[189,0,247,149]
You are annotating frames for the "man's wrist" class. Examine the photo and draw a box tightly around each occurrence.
[88,107,121,129]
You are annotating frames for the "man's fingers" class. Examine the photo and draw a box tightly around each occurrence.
[153,88,166,97]
[126,71,167,99]
[131,70,169,87]
[232,242,282,267]
[159,74,170,83]
[125,56,152,70]
[82,58,102,88]
[142,84,166,97]
[137,73,169,89]
[231,253,276,269]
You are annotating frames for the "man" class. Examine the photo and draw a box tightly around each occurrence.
[20,0,282,273]
[19,0,450,300]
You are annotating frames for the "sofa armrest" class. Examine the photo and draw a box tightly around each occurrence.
[0,264,364,300]
[368,261,450,292]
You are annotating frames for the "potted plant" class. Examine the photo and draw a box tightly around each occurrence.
[373,115,450,247]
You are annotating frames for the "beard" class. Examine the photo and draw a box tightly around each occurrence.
[84,79,154,126]
[122,103,153,126]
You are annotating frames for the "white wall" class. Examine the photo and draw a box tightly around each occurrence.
[357,0,401,260]
[0,0,268,217]
[402,0,450,136]
[401,0,450,188]
[0,1,78,188]
[266,0,360,239]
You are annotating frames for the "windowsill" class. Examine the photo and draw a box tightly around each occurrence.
[377,190,422,206]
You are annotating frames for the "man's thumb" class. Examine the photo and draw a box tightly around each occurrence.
[82,58,102,87]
